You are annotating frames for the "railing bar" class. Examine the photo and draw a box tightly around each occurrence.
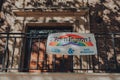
[18,37,24,71]
[0,36,48,38]
[53,54,56,72]
[112,34,118,72]
[92,55,95,72]
[96,38,101,72]
[79,55,82,70]
[2,32,10,72]
[86,56,89,72]
[62,55,65,72]
[11,37,16,68]
[0,32,119,34]
[104,34,109,71]
[27,37,33,71]
[1,41,7,72]
[70,55,73,72]
[36,38,40,70]
[0,68,103,70]
[44,39,48,71]
[89,55,92,69]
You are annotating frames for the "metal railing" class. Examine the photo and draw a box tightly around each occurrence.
[0,32,120,73]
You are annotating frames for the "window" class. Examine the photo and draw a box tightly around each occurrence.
[23,24,73,72]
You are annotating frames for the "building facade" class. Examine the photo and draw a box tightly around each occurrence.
[0,0,120,73]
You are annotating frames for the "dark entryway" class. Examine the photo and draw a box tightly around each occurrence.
[23,24,74,72]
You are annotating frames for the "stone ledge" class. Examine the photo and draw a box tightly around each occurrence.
[0,73,120,80]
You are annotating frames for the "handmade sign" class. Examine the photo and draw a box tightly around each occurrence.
[46,33,97,55]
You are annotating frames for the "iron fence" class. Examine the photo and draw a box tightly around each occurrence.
[0,32,120,73]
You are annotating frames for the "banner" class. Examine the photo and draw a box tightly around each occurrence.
[46,33,97,55]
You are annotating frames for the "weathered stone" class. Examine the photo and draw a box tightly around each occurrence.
[0,73,119,80]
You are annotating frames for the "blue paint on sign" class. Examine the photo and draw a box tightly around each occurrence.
[80,48,94,53]
[51,48,61,53]
[68,48,74,54]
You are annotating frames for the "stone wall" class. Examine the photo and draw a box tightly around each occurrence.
[0,0,120,72]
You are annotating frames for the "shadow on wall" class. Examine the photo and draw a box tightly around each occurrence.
[72,0,120,73]
[0,0,120,72]
[89,0,120,33]
[87,0,120,72]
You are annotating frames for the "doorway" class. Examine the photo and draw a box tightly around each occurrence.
[23,24,73,72]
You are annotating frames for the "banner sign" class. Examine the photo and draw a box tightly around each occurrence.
[46,33,97,55]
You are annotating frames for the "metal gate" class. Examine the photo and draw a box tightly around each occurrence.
[0,31,120,73]
[23,26,73,72]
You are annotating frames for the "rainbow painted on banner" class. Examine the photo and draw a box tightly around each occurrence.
[49,34,94,46]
